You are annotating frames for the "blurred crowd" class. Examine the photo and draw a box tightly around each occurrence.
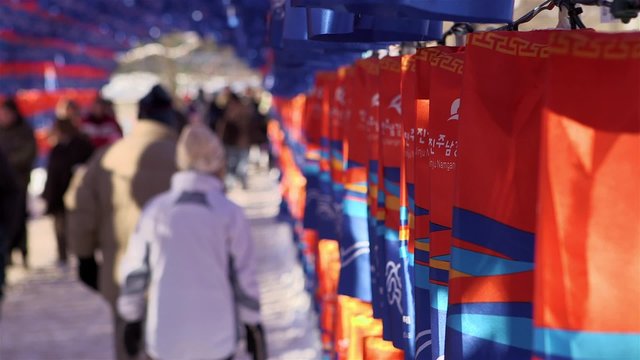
[186,87,272,188]
[0,84,270,360]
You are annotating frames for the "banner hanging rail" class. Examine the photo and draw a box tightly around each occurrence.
[347,0,638,59]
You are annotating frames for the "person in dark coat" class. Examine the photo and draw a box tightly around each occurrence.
[248,100,269,147]
[55,99,83,129]
[208,87,232,135]
[218,93,253,187]
[0,98,37,267]
[208,93,226,131]
[81,97,123,149]
[43,119,94,264]
[66,85,178,360]
[0,149,18,307]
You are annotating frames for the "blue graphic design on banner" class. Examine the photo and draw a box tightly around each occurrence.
[401,242,416,360]
[339,185,372,301]
[302,160,321,231]
[384,228,404,348]
[415,261,432,360]
[316,137,340,240]
[368,160,384,320]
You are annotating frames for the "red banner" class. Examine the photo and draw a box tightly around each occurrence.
[448,31,552,360]
[428,48,464,360]
[534,31,640,360]
[401,54,417,254]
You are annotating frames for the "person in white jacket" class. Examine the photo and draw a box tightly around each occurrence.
[117,124,266,360]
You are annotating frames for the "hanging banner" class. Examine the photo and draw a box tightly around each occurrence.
[350,315,384,360]
[413,47,440,360]
[360,58,385,321]
[300,84,324,291]
[334,296,374,359]
[401,53,418,360]
[316,72,341,242]
[534,31,640,360]
[428,48,464,360]
[317,239,342,352]
[302,77,325,235]
[364,336,405,360]
[277,96,308,222]
[376,56,391,342]
[350,61,373,168]
[338,64,373,302]
[447,31,552,360]
[380,55,414,358]
[330,67,347,216]
[402,54,417,258]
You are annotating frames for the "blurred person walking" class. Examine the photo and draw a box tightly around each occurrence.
[208,86,232,132]
[66,85,178,360]
[0,149,18,315]
[188,88,208,124]
[55,99,83,128]
[42,118,94,265]
[208,96,225,130]
[0,99,37,268]
[117,124,266,360]
[81,97,123,148]
[218,93,252,188]
[248,96,270,171]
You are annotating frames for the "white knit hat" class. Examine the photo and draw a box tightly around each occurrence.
[176,124,225,174]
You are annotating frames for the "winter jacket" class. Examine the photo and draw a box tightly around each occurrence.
[81,114,123,149]
[220,107,252,149]
[249,112,269,146]
[65,120,177,307]
[0,120,37,189]
[117,171,261,360]
[43,134,94,214]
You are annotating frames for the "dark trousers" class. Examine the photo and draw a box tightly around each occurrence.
[7,190,28,265]
[115,315,135,360]
[52,211,67,263]
[227,147,250,183]
[0,226,5,300]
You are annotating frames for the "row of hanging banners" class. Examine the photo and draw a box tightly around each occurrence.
[270,29,640,360]
[0,0,270,96]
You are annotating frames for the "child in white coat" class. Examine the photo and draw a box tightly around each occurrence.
[117,124,266,360]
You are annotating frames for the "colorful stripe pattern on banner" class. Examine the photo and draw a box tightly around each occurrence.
[302,82,325,235]
[339,66,373,302]
[317,72,341,242]
[447,31,551,360]
[380,55,414,359]
[360,58,385,321]
[428,49,464,360]
[413,47,439,360]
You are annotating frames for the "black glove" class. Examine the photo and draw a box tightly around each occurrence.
[78,256,99,291]
[123,321,143,357]
[245,323,267,360]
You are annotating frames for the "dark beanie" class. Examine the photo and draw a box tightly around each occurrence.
[138,85,176,128]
